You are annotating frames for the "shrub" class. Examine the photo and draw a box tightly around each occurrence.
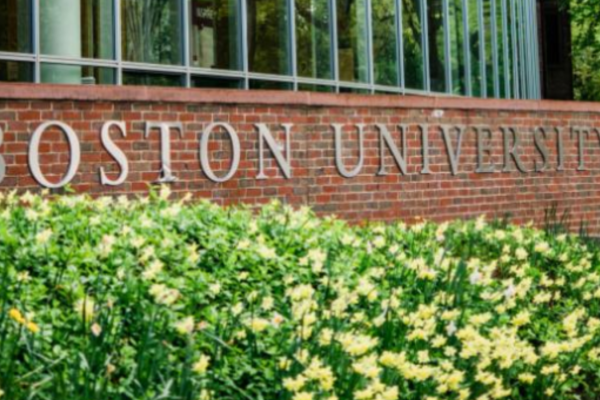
[0,187,600,400]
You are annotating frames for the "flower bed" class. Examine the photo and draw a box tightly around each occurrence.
[0,188,599,400]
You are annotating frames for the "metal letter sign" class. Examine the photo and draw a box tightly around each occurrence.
[145,122,184,183]
[256,123,293,180]
[100,121,129,186]
[200,123,241,183]
[333,124,365,178]
[0,118,597,191]
[0,126,5,184]
[29,121,81,189]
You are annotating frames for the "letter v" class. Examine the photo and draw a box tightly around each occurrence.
[441,125,465,176]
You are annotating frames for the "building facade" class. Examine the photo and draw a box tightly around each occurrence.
[3,0,600,234]
[0,0,540,99]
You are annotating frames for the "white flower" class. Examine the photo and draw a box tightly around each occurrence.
[36,228,53,245]
[504,284,516,300]
[209,283,221,295]
[175,316,195,335]
[159,185,172,200]
[193,354,210,374]
[469,270,482,285]
[446,321,457,336]
[91,323,102,337]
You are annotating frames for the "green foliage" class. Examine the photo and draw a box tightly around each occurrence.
[1,189,600,399]
[563,0,600,100]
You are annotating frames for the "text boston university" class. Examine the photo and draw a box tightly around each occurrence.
[0,120,598,189]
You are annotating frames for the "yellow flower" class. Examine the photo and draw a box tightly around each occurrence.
[35,228,53,245]
[512,311,531,327]
[193,354,210,375]
[26,321,40,334]
[283,375,307,392]
[8,308,26,324]
[174,316,195,335]
[247,317,270,333]
[0,388,4,398]
[292,392,313,400]
[261,296,274,311]
[518,373,535,384]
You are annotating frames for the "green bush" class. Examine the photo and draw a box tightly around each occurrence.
[1,187,600,400]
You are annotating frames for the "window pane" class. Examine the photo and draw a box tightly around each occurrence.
[449,0,466,95]
[41,64,115,85]
[298,83,335,92]
[468,0,482,96]
[496,0,506,98]
[40,0,115,59]
[337,0,368,83]
[122,0,182,65]
[296,0,332,79]
[428,0,446,92]
[192,76,243,88]
[372,0,399,86]
[123,71,184,86]
[339,87,369,94]
[247,0,290,75]
[0,0,31,53]
[403,0,425,90]
[190,0,241,70]
[484,1,494,96]
[0,61,32,82]
[249,80,293,90]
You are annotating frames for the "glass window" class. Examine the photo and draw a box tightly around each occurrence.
[190,0,241,70]
[249,80,293,90]
[372,0,399,86]
[427,0,446,92]
[298,83,335,92]
[468,0,482,97]
[192,76,243,88]
[449,0,466,95]
[339,87,370,94]
[337,0,369,83]
[484,1,494,96]
[0,61,32,82]
[247,0,290,75]
[0,0,31,53]
[295,0,333,79]
[403,0,425,90]
[496,0,506,98]
[40,0,115,59]
[122,0,182,65]
[123,71,184,87]
[41,64,115,85]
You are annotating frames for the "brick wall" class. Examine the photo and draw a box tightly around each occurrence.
[1,83,600,232]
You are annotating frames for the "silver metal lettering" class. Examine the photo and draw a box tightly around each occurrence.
[441,125,466,176]
[556,127,565,171]
[333,124,365,178]
[29,121,81,189]
[501,127,528,172]
[200,122,241,183]
[420,124,432,174]
[571,127,592,171]
[533,127,549,172]
[0,126,5,184]
[99,121,129,186]
[255,123,292,180]
[144,122,184,183]
[376,124,408,176]
[475,126,495,173]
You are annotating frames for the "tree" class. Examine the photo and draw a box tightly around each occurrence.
[560,0,600,100]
